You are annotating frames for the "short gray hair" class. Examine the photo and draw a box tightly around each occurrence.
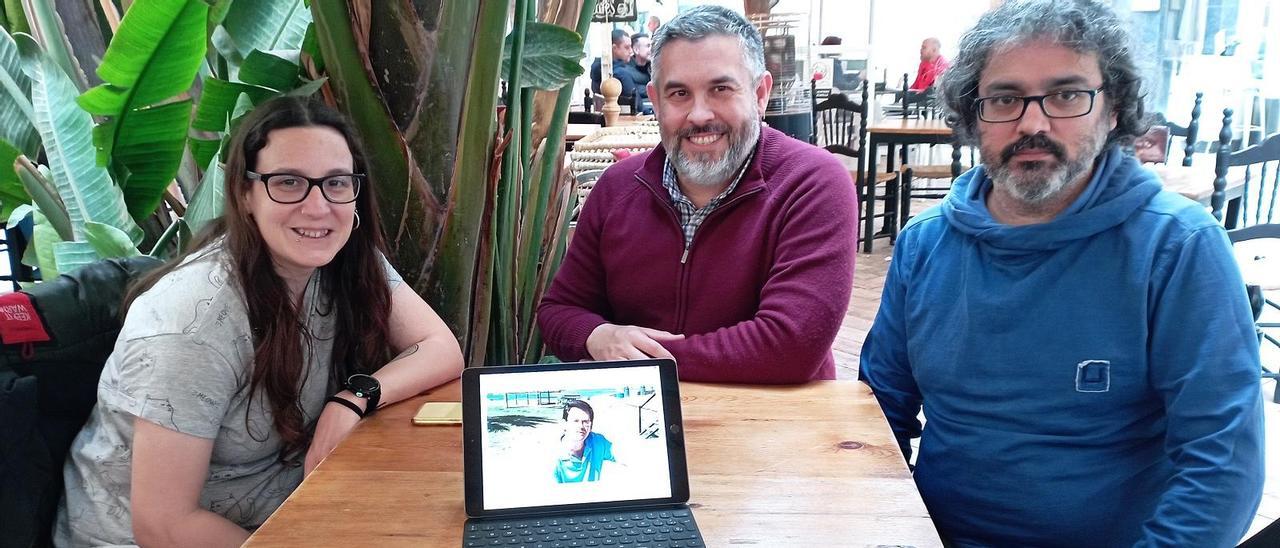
[938,0,1149,147]
[650,5,766,85]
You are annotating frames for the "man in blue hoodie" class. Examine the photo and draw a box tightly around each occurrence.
[859,1,1264,546]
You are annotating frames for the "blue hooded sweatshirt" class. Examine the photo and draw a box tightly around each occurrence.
[860,147,1264,547]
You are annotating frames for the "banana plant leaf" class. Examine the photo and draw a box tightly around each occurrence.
[14,154,70,240]
[0,26,38,157]
[183,140,224,235]
[27,44,143,245]
[192,77,272,132]
[0,139,25,220]
[239,49,302,91]
[22,0,88,89]
[77,0,207,222]
[3,0,29,35]
[29,209,59,276]
[48,0,107,88]
[84,220,141,258]
[52,239,97,274]
[222,0,311,59]
[500,22,584,92]
[6,203,29,228]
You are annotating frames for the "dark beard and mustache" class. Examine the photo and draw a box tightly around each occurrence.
[664,115,761,188]
[983,130,1106,205]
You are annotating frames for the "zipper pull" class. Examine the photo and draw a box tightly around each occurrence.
[680,247,690,264]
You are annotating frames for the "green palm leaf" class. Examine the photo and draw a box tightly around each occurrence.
[0,26,38,157]
[240,49,302,91]
[77,0,206,221]
[84,220,142,258]
[3,1,30,35]
[29,48,143,245]
[183,141,224,236]
[192,77,272,132]
[52,239,98,274]
[0,139,27,220]
[222,0,312,59]
[501,22,585,91]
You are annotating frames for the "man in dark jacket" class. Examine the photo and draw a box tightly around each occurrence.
[539,6,858,383]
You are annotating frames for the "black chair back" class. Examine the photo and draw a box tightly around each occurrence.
[811,83,871,187]
[1213,108,1280,228]
[0,256,162,547]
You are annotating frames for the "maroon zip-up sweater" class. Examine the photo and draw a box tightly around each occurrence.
[538,127,858,383]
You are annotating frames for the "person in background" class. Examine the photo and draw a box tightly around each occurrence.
[54,96,464,547]
[908,37,948,92]
[647,15,661,36]
[627,32,652,88]
[590,28,640,104]
[539,6,858,383]
[859,1,1264,545]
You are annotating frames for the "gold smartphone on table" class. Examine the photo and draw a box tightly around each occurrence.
[413,401,463,425]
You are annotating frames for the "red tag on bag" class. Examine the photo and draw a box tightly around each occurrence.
[0,292,51,345]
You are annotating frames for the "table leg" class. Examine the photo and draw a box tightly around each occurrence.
[882,143,899,240]
[863,137,880,253]
[892,144,909,243]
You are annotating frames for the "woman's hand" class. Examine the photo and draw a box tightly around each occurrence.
[304,396,364,476]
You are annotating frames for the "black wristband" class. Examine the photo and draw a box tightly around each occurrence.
[326,395,365,418]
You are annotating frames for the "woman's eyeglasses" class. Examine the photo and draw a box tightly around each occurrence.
[246,171,364,204]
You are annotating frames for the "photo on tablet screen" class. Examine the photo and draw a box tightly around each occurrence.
[477,365,673,510]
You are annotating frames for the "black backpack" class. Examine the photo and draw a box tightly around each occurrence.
[0,256,161,548]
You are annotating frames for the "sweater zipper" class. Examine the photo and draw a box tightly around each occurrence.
[635,173,763,333]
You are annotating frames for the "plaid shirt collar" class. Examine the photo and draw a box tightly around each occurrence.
[661,148,757,248]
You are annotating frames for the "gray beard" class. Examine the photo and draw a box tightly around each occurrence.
[668,117,761,188]
[985,131,1107,206]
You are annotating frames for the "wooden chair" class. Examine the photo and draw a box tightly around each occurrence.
[1212,113,1280,403]
[900,144,974,224]
[1228,223,1280,403]
[810,80,899,250]
[1212,111,1280,229]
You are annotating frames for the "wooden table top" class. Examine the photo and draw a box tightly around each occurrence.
[247,379,941,547]
[1145,162,1246,205]
[867,116,953,136]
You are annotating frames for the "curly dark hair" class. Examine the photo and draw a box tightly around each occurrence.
[938,0,1149,147]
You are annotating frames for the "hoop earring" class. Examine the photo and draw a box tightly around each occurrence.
[354,210,361,230]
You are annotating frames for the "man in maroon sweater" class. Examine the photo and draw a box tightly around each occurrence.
[538,6,858,383]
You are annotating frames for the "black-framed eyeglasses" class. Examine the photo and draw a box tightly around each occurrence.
[975,88,1104,123]
[246,171,364,204]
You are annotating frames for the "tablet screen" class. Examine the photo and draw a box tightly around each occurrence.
[464,361,685,514]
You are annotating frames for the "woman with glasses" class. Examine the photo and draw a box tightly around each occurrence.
[54,96,463,546]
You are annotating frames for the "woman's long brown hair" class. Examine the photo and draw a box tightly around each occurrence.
[125,96,393,459]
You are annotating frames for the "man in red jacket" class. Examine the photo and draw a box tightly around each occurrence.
[538,5,858,383]
[909,37,949,92]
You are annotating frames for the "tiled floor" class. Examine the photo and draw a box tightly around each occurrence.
[832,197,1279,541]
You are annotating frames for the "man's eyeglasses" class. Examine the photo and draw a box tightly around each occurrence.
[975,88,1104,123]
[247,171,364,204]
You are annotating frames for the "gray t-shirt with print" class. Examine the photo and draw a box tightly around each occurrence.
[53,245,401,546]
